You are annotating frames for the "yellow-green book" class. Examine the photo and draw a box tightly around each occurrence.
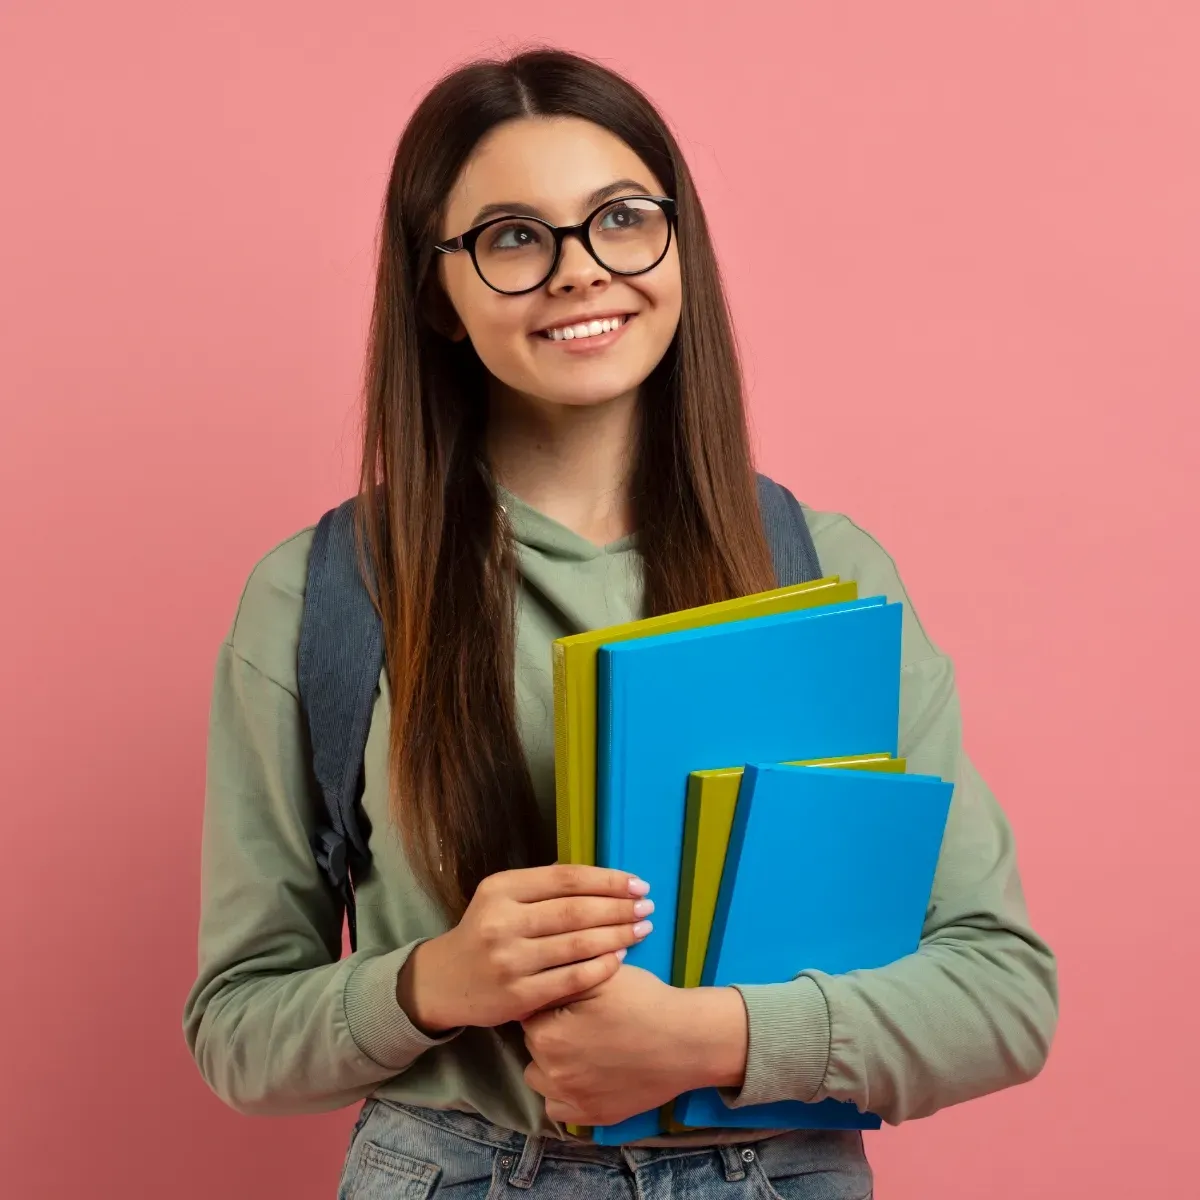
[552,578,858,867]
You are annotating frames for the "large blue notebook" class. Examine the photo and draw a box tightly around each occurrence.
[672,764,953,1131]
[592,597,904,1144]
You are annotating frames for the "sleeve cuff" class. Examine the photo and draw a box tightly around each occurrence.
[722,975,832,1108]
[343,941,463,1071]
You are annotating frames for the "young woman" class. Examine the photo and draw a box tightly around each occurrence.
[185,48,1057,1199]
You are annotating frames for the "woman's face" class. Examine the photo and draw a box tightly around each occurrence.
[437,117,683,411]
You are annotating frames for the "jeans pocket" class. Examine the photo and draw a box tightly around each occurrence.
[749,1131,873,1200]
[338,1138,441,1200]
[751,1160,872,1200]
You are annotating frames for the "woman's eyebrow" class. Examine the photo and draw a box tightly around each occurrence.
[467,178,654,227]
[469,199,542,225]
[583,178,654,210]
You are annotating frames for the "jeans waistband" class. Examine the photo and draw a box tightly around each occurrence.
[374,1100,749,1166]
[366,1098,867,1191]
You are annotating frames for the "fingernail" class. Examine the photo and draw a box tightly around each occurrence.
[615,948,628,961]
[632,920,653,939]
[633,899,655,918]
[627,877,650,896]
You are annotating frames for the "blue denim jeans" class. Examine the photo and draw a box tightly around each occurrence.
[337,1099,873,1199]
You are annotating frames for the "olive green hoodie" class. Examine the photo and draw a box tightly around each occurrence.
[183,488,1057,1140]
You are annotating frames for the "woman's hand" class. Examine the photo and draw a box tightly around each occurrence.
[396,865,654,1033]
[522,966,749,1127]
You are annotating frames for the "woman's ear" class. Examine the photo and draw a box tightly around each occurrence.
[423,281,468,341]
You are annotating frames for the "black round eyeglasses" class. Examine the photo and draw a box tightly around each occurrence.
[434,195,678,296]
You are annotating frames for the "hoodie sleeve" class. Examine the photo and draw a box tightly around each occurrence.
[181,531,459,1116]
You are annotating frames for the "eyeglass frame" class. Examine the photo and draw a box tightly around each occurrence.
[434,195,678,296]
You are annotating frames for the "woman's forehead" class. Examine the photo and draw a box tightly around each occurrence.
[444,117,663,231]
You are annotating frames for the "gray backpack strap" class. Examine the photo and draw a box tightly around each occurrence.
[756,473,823,585]
[297,497,383,953]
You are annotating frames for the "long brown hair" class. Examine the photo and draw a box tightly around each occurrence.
[358,48,777,919]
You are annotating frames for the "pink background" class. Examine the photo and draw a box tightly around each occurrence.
[2,2,1197,1196]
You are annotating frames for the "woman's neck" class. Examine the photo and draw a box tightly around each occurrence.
[487,384,638,547]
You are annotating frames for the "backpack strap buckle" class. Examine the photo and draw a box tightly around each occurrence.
[313,826,349,889]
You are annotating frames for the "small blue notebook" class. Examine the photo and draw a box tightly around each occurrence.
[592,597,904,1144]
[672,763,953,1131]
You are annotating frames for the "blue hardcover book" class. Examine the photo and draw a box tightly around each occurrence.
[591,597,904,1144]
[672,764,953,1132]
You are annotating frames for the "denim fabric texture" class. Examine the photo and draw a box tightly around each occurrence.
[337,1100,873,1200]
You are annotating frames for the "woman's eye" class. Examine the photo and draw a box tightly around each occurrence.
[487,222,543,251]
[598,204,645,231]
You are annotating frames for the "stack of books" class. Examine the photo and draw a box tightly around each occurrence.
[552,577,953,1145]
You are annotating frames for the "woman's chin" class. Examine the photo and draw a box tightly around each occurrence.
[499,378,642,414]
[550,389,637,410]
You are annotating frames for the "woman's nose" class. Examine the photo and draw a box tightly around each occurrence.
[547,235,610,294]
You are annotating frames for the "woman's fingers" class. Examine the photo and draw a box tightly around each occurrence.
[524,920,653,973]
[518,951,624,1014]
[494,864,649,904]
[543,1097,590,1124]
[523,895,653,938]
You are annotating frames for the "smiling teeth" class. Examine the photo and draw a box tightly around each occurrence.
[545,316,625,341]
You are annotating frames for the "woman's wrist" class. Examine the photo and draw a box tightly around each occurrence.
[396,934,457,1035]
[669,985,749,1092]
